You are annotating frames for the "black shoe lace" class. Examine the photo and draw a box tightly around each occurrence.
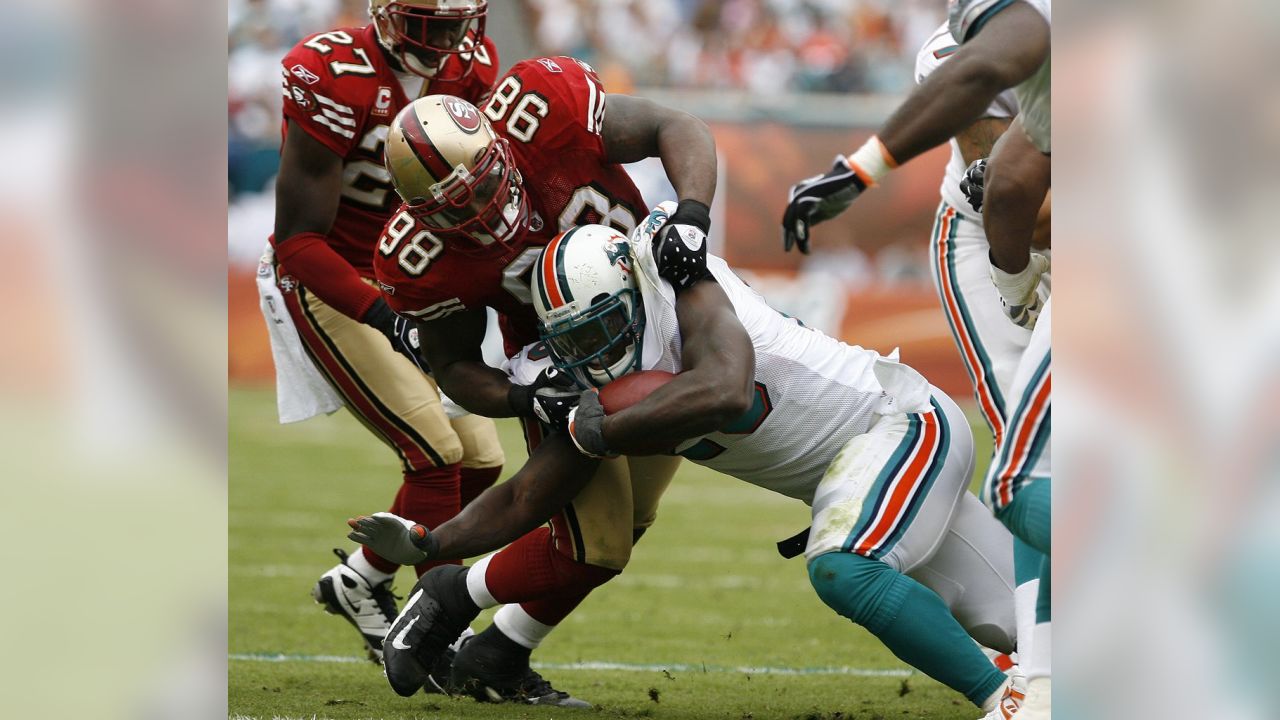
[520,667,567,700]
[370,581,401,623]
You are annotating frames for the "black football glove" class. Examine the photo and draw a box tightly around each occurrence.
[346,512,437,565]
[390,314,431,374]
[566,389,614,458]
[508,367,580,432]
[960,158,987,213]
[362,297,398,339]
[782,155,869,254]
[654,199,711,292]
[366,298,431,372]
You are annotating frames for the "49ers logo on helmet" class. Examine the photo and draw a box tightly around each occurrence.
[443,97,482,133]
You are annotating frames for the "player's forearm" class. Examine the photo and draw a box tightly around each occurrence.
[272,123,379,318]
[432,359,521,418]
[879,54,1014,165]
[271,233,382,320]
[880,4,1047,165]
[657,111,717,207]
[601,371,750,454]
[430,436,598,559]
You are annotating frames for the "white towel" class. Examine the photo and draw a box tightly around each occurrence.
[255,244,344,424]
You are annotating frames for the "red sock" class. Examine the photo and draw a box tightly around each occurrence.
[482,527,618,607]
[519,591,594,626]
[460,466,502,508]
[362,463,462,576]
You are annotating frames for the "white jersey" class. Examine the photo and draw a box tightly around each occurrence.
[633,254,934,504]
[915,22,1019,220]
[949,0,1051,153]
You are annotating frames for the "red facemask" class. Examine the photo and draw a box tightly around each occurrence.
[381,1,488,82]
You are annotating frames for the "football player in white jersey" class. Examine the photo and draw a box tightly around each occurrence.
[352,209,1028,718]
[975,115,1053,719]
[782,4,1052,715]
[952,5,1054,717]
[781,0,1050,260]
[914,22,1049,701]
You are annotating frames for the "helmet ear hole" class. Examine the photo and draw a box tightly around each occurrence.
[590,292,609,306]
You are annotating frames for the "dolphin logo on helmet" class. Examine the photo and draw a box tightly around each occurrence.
[531,226,646,388]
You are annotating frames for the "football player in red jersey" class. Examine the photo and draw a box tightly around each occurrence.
[262,0,505,667]
[367,57,718,704]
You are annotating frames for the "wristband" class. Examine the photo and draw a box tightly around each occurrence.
[362,297,398,336]
[508,383,532,417]
[409,523,440,558]
[846,135,899,187]
[670,198,711,234]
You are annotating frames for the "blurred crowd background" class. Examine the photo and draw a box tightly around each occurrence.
[229,0,947,276]
[230,0,940,180]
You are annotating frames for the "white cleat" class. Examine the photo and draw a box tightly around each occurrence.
[311,549,398,664]
[1010,677,1050,719]
[979,667,1027,720]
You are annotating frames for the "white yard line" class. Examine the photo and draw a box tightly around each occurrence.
[229,653,912,677]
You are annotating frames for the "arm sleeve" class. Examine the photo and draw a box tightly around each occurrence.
[272,232,382,320]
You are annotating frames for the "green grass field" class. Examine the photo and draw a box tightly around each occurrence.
[230,386,993,720]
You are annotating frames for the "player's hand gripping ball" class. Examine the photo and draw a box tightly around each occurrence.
[568,370,677,458]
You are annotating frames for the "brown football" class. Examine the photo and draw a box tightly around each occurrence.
[598,370,677,414]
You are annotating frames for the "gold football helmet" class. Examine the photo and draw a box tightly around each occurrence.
[384,95,527,253]
[368,0,487,79]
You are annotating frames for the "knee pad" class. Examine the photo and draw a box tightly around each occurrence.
[808,552,905,632]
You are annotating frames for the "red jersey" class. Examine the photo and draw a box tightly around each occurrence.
[373,56,647,355]
[277,25,498,275]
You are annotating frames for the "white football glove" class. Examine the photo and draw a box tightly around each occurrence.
[990,253,1051,330]
[346,511,435,565]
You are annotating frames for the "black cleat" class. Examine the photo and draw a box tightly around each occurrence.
[422,643,458,695]
[381,565,480,697]
[451,626,592,708]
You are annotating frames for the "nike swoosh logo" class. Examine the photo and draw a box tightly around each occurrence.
[390,589,422,627]
[391,616,417,650]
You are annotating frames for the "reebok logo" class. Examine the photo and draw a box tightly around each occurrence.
[291,64,320,85]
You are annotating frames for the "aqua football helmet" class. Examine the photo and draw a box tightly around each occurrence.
[531,225,644,387]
